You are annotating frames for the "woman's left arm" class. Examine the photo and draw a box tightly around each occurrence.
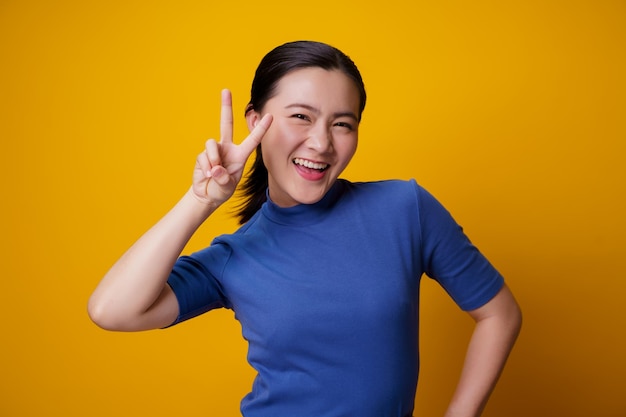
[444,284,522,417]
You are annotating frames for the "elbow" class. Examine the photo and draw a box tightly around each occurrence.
[87,296,112,330]
[502,286,522,339]
[508,285,523,329]
[87,295,127,331]
[512,299,523,337]
[88,284,177,331]
[502,291,523,342]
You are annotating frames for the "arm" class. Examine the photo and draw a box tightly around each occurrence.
[87,89,272,331]
[444,284,522,417]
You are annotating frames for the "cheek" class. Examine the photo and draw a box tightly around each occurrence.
[337,136,358,161]
[266,120,308,146]
[262,123,304,163]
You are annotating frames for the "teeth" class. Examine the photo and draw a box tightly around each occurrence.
[293,158,328,170]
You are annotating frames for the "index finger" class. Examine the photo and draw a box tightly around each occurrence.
[237,113,273,158]
[220,89,233,144]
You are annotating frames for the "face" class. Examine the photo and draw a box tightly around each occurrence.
[247,67,361,207]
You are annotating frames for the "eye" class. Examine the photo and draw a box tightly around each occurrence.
[291,113,310,121]
[334,121,354,131]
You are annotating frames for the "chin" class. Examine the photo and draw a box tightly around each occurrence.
[270,179,335,207]
[292,188,329,205]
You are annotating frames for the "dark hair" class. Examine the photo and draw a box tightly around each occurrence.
[236,40,367,224]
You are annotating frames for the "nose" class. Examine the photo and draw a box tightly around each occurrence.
[306,124,333,153]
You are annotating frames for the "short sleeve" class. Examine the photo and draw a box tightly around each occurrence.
[166,242,233,326]
[415,182,504,311]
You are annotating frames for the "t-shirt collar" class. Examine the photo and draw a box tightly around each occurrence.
[261,180,346,226]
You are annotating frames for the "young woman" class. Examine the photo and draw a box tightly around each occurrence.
[89,40,521,417]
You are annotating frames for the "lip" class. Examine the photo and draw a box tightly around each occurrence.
[293,158,329,181]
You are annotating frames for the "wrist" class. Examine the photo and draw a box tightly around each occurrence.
[444,398,485,417]
[180,187,221,222]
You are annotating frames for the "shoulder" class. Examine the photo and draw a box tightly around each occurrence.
[339,178,423,208]
[340,179,454,226]
[340,178,419,197]
[210,210,266,249]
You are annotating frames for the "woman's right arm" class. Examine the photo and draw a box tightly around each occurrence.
[87,90,272,331]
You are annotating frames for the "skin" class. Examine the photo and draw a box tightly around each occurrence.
[245,68,361,207]
[88,89,272,331]
[446,284,521,417]
[88,68,521,417]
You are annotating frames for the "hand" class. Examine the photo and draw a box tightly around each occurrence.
[192,89,272,207]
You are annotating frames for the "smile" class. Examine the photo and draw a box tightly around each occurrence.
[293,158,329,171]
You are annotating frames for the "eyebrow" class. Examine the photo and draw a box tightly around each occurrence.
[285,103,359,122]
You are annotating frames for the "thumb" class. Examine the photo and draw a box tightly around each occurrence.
[210,165,231,186]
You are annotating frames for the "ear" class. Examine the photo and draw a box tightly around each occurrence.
[245,110,261,132]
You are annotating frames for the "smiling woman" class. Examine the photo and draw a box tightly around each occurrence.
[245,67,360,207]
[238,40,367,223]
[88,40,521,417]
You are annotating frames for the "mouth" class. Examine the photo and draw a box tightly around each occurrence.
[293,158,329,172]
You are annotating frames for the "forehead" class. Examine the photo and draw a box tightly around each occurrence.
[271,67,361,111]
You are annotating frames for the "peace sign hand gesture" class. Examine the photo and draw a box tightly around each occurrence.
[192,89,272,208]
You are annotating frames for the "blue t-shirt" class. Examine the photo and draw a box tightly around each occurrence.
[167,179,504,417]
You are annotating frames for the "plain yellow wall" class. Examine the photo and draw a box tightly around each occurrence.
[1,1,625,416]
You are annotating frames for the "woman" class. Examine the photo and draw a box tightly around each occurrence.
[89,40,521,417]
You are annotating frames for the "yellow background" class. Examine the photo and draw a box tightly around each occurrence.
[1,0,625,416]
